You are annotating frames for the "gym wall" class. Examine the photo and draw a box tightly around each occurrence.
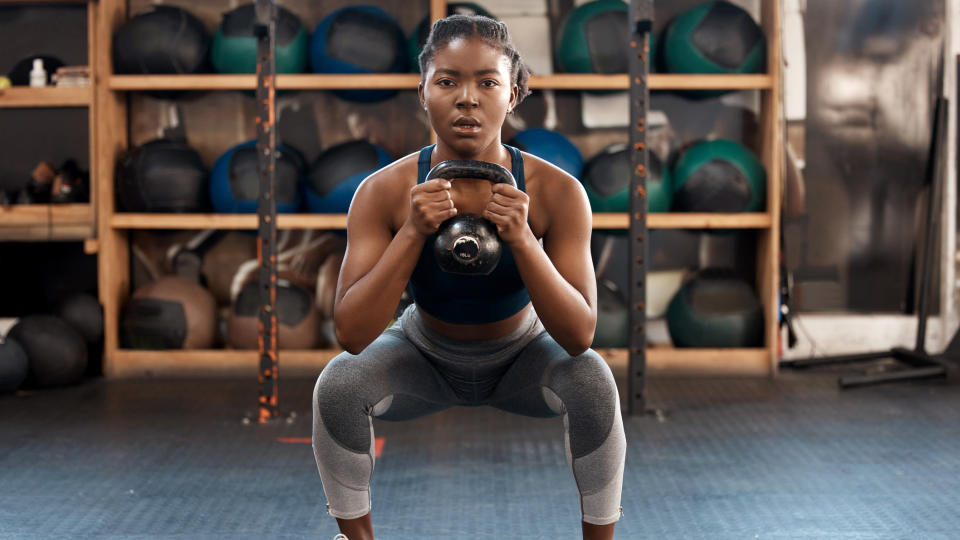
[0,5,96,317]
[787,0,945,313]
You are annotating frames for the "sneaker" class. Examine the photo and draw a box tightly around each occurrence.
[333,535,348,540]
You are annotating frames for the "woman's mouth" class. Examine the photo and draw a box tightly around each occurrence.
[453,118,481,135]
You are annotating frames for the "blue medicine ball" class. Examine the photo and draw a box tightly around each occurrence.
[310,6,407,102]
[210,140,306,213]
[509,128,584,178]
[306,140,392,213]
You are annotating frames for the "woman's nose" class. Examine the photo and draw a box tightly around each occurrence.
[456,86,479,107]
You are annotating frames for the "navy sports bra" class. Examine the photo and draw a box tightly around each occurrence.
[408,144,531,324]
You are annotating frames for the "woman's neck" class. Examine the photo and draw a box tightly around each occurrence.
[433,139,510,166]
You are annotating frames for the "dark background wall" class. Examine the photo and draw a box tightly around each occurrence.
[0,5,89,196]
[0,4,95,317]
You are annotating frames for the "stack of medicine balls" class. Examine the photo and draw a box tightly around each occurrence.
[552,0,768,349]
[111,3,410,217]
[1,293,103,393]
[113,4,411,103]
[112,4,404,351]
[109,2,767,351]
[554,0,766,92]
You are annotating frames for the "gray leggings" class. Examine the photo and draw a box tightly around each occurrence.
[312,305,625,525]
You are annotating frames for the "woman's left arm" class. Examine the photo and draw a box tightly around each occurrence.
[485,172,597,355]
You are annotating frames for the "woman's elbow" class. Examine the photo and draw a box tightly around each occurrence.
[334,324,372,355]
[561,330,594,357]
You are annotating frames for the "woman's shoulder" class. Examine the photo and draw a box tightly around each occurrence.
[355,151,422,199]
[516,150,591,236]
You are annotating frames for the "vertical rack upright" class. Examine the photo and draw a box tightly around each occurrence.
[628,0,653,414]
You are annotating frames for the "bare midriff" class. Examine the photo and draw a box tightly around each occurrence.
[417,303,533,341]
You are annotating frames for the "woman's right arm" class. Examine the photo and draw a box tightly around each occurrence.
[333,168,456,353]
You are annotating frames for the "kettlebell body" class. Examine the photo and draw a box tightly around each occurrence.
[426,160,517,275]
[435,213,502,275]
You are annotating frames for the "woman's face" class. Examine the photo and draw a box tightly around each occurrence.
[420,36,518,157]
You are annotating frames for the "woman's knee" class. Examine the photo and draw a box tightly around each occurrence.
[313,352,376,454]
[314,352,364,412]
[546,350,621,459]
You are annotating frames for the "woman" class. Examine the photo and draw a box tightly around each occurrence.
[313,14,626,540]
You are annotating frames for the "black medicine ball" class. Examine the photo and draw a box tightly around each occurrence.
[56,292,104,345]
[116,139,209,213]
[0,338,29,393]
[112,5,210,75]
[8,315,87,387]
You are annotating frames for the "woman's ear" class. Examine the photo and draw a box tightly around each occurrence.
[418,81,426,109]
[509,84,519,112]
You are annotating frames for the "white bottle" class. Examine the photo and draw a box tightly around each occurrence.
[29,58,46,88]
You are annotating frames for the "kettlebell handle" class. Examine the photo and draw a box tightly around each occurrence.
[425,160,517,189]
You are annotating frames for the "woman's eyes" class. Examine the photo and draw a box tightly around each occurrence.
[435,79,499,88]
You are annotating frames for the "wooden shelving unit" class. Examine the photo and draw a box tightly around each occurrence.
[108,72,773,91]
[109,212,773,231]
[95,0,781,380]
[109,346,769,378]
[0,0,98,244]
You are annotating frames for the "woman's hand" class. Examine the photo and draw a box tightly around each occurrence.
[407,179,457,237]
[484,183,532,246]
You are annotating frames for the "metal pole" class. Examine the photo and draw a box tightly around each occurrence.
[628,0,653,415]
[254,0,279,423]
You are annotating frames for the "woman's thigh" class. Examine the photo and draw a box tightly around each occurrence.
[489,333,621,457]
[314,327,460,453]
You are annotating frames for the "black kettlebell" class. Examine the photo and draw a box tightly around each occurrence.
[427,160,517,275]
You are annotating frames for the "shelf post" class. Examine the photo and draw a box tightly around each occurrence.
[255,0,279,423]
[95,0,129,376]
[627,0,653,415]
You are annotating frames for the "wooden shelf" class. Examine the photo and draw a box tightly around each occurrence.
[0,86,91,108]
[107,347,771,378]
[0,0,89,3]
[532,73,773,91]
[0,203,95,240]
[108,73,772,92]
[110,212,772,230]
[597,212,772,229]
[110,213,347,230]
[109,74,421,91]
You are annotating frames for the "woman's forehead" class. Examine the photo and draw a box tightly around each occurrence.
[432,36,509,69]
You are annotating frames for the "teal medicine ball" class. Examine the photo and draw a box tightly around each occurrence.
[663,0,765,75]
[666,269,763,348]
[672,139,765,213]
[593,279,628,348]
[211,4,309,74]
[555,0,629,74]
[581,143,671,213]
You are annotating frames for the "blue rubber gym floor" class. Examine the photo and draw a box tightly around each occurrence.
[1,362,959,539]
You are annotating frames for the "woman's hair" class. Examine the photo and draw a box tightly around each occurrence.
[418,14,532,106]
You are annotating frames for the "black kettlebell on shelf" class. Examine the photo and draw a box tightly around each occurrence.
[427,160,517,276]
